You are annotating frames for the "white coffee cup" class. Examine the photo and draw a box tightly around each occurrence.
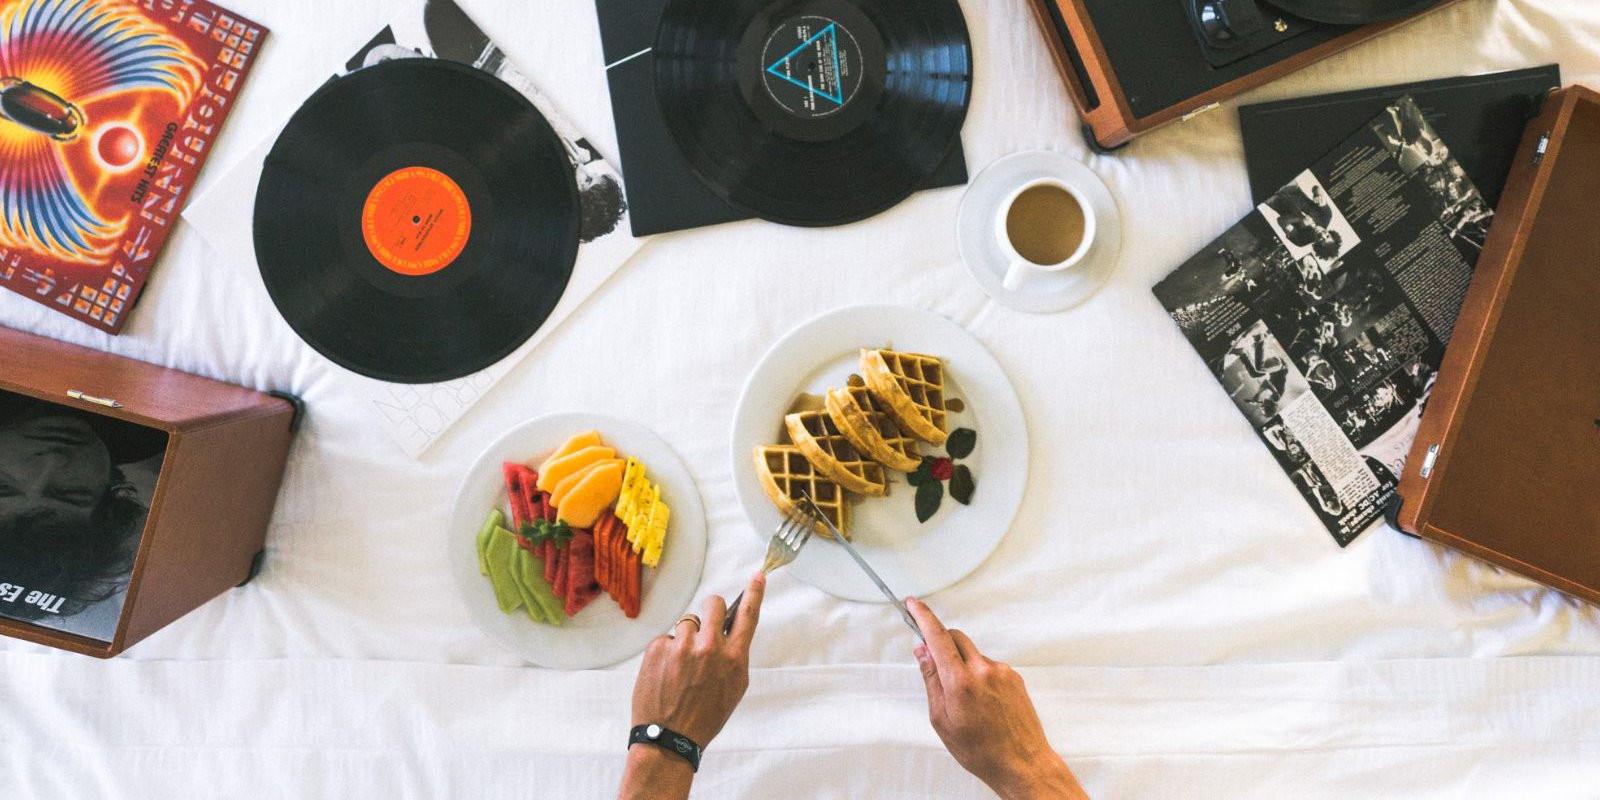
[996,177,1098,291]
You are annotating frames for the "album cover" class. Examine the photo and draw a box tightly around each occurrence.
[183,0,644,458]
[0,391,166,643]
[594,0,970,236]
[0,0,265,333]
[1156,96,1490,546]
[1239,65,1560,207]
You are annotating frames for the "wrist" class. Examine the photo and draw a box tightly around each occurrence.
[988,751,1086,800]
[620,747,694,800]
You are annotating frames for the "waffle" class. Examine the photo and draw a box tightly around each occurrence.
[785,410,888,496]
[752,445,850,539]
[826,375,922,472]
[861,349,949,445]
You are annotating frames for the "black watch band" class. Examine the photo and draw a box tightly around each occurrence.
[628,723,702,772]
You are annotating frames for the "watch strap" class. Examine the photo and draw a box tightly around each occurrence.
[628,723,702,772]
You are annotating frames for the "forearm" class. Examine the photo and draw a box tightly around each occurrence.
[618,746,694,800]
[989,751,1089,800]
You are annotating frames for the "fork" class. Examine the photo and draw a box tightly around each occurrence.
[722,502,816,635]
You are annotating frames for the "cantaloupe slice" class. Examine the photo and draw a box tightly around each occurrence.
[536,445,616,493]
[556,460,626,529]
[552,458,622,510]
[536,432,603,477]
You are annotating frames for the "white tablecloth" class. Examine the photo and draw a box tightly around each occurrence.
[3,0,1598,796]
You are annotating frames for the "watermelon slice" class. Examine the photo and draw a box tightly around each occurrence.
[551,540,571,599]
[563,530,601,617]
[516,466,542,531]
[504,463,533,530]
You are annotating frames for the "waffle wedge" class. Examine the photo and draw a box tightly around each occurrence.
[752,445,850,539]
[785,410,888,496]
[826,376,922,472]
[861,349,949,445]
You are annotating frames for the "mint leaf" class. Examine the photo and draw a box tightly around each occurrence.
[915,480,944,523]
[907,457,935,488]
[950,465,976,505]
[946,428,977,460]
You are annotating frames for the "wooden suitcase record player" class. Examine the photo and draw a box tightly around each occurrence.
[1392,86,1600,606]
[0,326,299,656]
[1026,0,1464,150]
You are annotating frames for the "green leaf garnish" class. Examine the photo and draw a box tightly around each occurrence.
[949,465,976,505]
[520,518,573,546]
[946,428,977,460]
[907,457,935,488]
[915,480,944,523]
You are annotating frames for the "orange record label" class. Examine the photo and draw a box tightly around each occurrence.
[361,167,472,276]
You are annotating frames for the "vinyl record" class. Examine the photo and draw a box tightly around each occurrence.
[254,59,579,384]
[653,0,972,227]
[1263,0,1443,25]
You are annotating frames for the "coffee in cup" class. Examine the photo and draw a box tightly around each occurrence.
[997,178,1097,291]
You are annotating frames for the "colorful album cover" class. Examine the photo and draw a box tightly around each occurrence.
[0,390,167,643]
[0,0,266,333]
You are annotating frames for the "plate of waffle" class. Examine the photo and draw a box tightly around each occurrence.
[732,305,1028,602]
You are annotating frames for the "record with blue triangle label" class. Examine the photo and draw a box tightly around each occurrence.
[654,0,972,227]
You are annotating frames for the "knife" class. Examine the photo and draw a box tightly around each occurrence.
[800,495,925,642]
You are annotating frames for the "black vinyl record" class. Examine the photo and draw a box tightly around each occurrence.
[254,59,579,384]
[1263,0,1443,25]
[653,0,972,227]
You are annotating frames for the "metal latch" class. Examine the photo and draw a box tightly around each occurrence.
[67,390,121,409]
[1419,444,1440,479]
[1533,132,1551,165]
[1181,102,1222,123]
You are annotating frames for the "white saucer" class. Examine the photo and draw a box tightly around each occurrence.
[957,151,1123,314]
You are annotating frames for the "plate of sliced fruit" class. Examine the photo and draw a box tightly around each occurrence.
[449,413,707,669]
[732,305,1029,603]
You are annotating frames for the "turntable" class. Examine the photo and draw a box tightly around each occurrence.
[1027,0,1464,150]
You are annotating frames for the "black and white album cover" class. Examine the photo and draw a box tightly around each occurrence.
[1155,96,1489,546]
[0,392,166,642]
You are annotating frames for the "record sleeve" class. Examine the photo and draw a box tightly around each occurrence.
[1239,66,1560,207]
[652,0,973,227]
[0,0,266,333]
[594,0,969,236]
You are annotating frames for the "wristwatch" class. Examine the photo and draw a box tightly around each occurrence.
[628,723,702,772]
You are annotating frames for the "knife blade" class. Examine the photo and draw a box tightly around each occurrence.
[800,495,925,641]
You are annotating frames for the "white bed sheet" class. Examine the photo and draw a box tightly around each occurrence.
[3,0,1598,796]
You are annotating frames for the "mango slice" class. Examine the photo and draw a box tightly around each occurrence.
[536,431,603,476]
[536,446,617,493]
[557,460,626,529]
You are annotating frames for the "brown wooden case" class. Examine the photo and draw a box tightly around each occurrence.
[0,326,298,656]
[1393,85,1600,606]
[1025,0,1462,150]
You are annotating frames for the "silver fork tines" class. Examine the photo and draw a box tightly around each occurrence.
[724,502,816,635]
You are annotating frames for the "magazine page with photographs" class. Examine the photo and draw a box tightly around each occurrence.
[0,393,166,642]
[1155,96,1491,546]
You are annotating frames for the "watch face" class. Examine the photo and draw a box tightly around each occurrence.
[646,724,662,738]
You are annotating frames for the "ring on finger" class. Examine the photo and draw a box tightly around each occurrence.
[675,613,702,634]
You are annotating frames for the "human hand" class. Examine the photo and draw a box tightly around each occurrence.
[907,598,1088,800]
[631,572,766,746]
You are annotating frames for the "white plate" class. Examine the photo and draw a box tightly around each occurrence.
[731,305,1028,602]
[958,150,1122,314]
[448,413,708,669]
